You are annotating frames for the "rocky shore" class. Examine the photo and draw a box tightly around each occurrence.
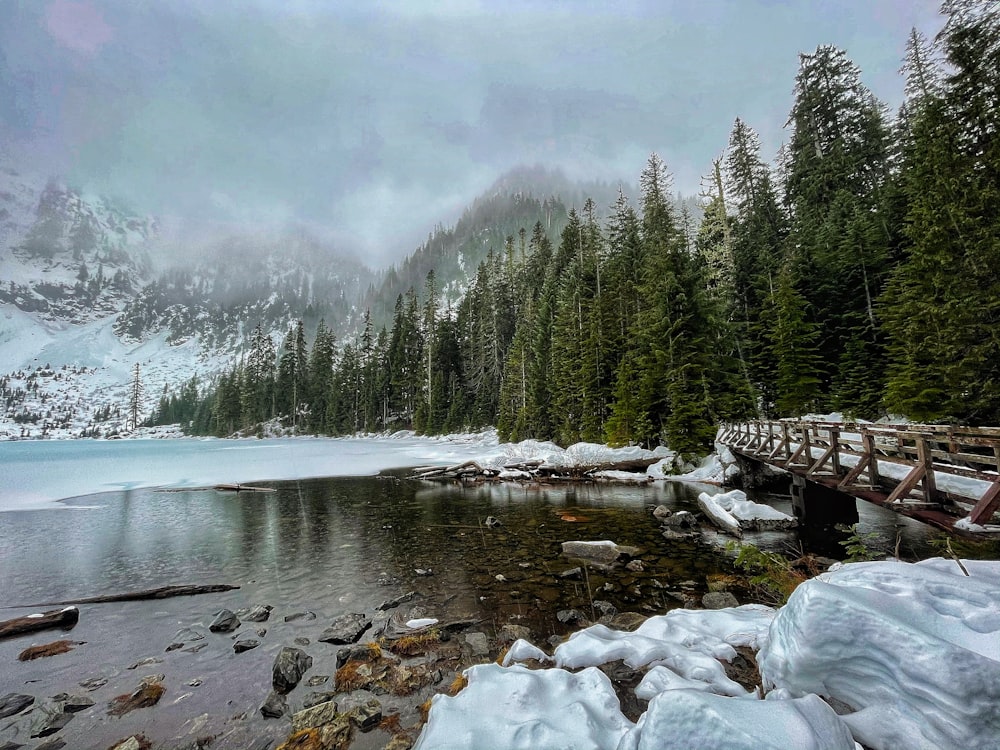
[0,505,770,750]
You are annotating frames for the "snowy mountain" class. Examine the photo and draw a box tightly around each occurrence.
[0,163,155,323]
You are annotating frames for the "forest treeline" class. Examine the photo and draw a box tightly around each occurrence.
[150,3,999,455]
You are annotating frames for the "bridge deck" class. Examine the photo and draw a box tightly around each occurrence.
[720,420,1000,537]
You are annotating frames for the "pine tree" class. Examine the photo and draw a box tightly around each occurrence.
[127,363,144,431]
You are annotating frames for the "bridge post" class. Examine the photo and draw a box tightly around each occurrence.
[790,474,859,529]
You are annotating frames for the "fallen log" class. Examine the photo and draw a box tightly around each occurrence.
[0,607,79,640]
[9,583,240,609]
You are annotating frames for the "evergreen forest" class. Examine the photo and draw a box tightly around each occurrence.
[150,4,1000,456]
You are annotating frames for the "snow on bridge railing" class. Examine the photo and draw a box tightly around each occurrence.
[719,419,1000,527]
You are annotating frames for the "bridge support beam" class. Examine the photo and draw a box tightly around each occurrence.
[790,474,859,529]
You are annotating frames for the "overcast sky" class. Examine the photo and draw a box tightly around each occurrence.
[1,0,944,268]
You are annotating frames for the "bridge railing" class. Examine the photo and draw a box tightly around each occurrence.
[720,420,1000,525]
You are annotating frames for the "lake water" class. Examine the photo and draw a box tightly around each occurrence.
[0,439,960,748]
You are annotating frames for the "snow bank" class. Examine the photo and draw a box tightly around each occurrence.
[469,439,668,473]
[412,663,632,750]
[552,605,775,697]
[758,558,1000,750]
[618,690,856,750]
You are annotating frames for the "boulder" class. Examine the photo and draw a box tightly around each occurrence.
[662,510,699,529]
[318,613,371,645]
[272,647,313,694]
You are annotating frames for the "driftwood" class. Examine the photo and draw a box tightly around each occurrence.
[213,484,275,493]
[11,583,240,609]
[0,606,79,640]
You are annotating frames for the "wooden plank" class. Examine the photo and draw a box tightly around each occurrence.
[886,464,927,504]
[969,482,1000,525]
[918,438,937,503]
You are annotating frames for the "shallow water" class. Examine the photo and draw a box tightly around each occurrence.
[0,468,960,749]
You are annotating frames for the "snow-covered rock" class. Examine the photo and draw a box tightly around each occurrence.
[758,558,1000,750]
[711,489,797,530]
[697,491,743,536]
[618,689,856,750]
[413,663,633,750]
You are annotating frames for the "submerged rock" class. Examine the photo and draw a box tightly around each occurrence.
[0,692,34,719]
[318,613,372,645]
[561,540,639,565]
[273,647,313,694]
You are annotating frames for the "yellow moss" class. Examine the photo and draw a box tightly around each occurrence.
[448,673,468,696]
[334,660,370,693]
[275,728,322,750]
[366,641,383,659]
[378,712,404,734]
[386,630,441,657]
[494,646,509,665]
[417,697,434,728]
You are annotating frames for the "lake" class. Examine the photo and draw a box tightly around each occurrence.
[0,438,954,749]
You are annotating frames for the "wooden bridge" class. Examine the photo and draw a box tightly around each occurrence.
[718,420,1000,535]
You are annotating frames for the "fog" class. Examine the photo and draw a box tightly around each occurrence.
[1,0,942,269]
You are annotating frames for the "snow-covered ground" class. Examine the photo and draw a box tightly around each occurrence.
[0,431,499,511]
[416,558,1000,750]
[0,310,222,440]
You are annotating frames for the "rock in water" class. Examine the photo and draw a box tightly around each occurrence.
[260,690,288,719]
[209,609,240,633]
[0,692,34,718]
[272,647,313,694]
[561,540,639,565]
[238,604,273,622]
[318,613,372,645]
[234,638,260,654]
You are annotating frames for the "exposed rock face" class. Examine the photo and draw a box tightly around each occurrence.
[318,613,372,645]
[273,647,313,694]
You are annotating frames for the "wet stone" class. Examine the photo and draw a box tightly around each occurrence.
[376,591,418,611]
[294,637,311,647]
[463,632,489,657]
[662,510,699,529]
[556,609,585,625]
[209,609,240,633]
[593,600,618,618]
[51,693,94,713]
[260,689,288,719]
[376,573,400,586]
[0,693,34,719]
[238,604,273,622]
[272,647,313,694]
[234,638,260,654]
[702,591,739,609]
[128,656,163,670]
[306,674,330,687]
[291,699,341,732]
[346,698,382,732]
[559,567,582,579]
[78,676,107,692]
[302,691,338,710]
[30,703,74,737]
[336,643,381,669]
[625,560,645,572]
[318,613,371,645]
[284,611,316,623]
